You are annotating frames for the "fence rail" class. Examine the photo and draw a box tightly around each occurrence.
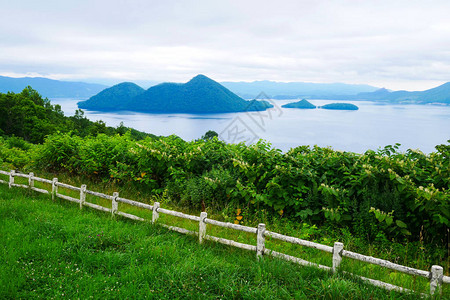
[1,169,448,296]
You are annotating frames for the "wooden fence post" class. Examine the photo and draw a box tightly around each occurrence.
[111,192,119,217]
[152,202,160,224]
[52,178,58,200]
[430,265,443,295]
[80,184,86,209]
[28,172,34,189]
[257,223,266,258]
[9,170,14,188]
[199,212,207,244]
[332,242,344,273]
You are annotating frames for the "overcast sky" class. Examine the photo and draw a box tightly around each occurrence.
[1,0,449,90]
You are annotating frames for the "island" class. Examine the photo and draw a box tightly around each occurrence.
[282,99,316,109]
[77,75,273,113]
[320,103,359,110]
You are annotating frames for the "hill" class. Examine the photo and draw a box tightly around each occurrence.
[282,99,316,109]
[0,76,108,98]
[320,103,359,110]
[221,80,379,99]
[78,82,145,111]
[79,75,273,113]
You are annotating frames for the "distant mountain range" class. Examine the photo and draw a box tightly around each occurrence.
[78,75,272,113]
[0,76,108,98]
[335,82,450,104]
[222,80,450,105]
[1,75,449,105]
[221,80,379,99]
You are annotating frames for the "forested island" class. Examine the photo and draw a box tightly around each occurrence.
[281,99,316,109]
[282,99,358,110]
[78,75,273,113]
[320,103,359,110]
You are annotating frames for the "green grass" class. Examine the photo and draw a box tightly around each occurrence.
[0,184,436,299]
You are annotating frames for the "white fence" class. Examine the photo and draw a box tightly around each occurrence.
[1,169,448,296]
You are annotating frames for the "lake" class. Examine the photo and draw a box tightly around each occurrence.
[50,98,450,154]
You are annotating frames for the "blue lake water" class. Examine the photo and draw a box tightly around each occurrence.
[51,98,450,154]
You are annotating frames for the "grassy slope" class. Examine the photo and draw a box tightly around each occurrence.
[0,185,427,299]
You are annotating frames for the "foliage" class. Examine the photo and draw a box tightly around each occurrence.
[0,136,34,169]
[19,131,449,247]
[201,130,218,141]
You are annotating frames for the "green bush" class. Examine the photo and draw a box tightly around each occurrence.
[5,131,448,246]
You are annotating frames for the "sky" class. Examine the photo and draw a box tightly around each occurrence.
[1,0,449,91]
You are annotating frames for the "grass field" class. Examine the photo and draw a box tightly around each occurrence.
[0,184,444,299]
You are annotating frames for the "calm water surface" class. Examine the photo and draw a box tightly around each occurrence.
[51,98,450,154]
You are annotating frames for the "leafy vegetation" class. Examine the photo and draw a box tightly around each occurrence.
[3,131,448,253]
[0,87,156,143]
[78,74,273,113]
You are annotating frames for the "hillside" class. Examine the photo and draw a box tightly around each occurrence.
[0,76,108,98]
[79,75,273,113]
[390,82,450,104]
[282,99,316,109]
[78,82,145,110]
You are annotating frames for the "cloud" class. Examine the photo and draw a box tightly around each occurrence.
[0,0,449,90]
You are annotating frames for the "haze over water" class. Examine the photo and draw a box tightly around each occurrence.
[52,98,450,154]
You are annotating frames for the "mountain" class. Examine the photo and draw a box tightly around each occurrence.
[78,82,145,110]
[350,82,450,104]
[78,75,273,113]
[221,80,379,99]
[0,76,108,98]
[390,82,450,104]
[282,99,316,109]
